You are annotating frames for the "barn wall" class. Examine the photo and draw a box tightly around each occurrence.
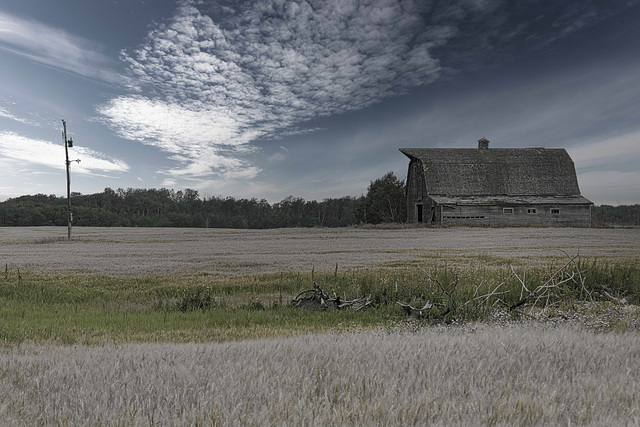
[406,159,427,223]
[439,204,591,227]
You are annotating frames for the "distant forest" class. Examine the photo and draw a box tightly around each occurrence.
[0,173,637,228]
[591,204,640,227]
[0,173,407,228]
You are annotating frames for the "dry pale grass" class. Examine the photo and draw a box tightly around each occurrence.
[1,324,638,426]
[1,226,638,276]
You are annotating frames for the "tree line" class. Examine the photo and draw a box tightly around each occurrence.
[1,172,637,228]
[591,204,640,227]
[0,172,407,228]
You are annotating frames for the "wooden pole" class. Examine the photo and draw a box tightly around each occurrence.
[63,120,71,241]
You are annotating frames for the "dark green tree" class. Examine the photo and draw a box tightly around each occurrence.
[355,172,406,224]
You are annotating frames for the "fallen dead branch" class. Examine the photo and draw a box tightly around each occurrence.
[396,269,458,321]
[396,301,433,319]
[292,281,371,311]
[470,252,599,319]
[399,252,607,321]
[425,269,458,317]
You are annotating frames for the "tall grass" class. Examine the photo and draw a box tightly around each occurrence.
[1,259,639,344]
[1,324,638,425]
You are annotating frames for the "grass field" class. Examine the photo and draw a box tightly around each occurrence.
[1,226,639,425]
[1,324,639,425]
[2,226,639,276]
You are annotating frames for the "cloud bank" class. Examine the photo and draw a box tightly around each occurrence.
[98,0,634,185]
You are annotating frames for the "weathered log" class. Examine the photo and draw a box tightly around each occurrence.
[339,295,372,312]
[293,281,370,311]
[396,301,433,319]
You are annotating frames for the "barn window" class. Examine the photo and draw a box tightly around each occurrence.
[551,208,560,214]
[527,208,537,214]
[503,208,514,214]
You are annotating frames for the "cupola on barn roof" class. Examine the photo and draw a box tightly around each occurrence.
[477,137,489,150]
[399,139,593,226]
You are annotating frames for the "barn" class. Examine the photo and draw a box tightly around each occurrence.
[400,138,593,226]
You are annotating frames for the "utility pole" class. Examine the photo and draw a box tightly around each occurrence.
[62,120,79,241]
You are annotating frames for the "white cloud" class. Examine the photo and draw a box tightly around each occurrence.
[568,131,640,205]
[99,0,447,181]
[98,96,260,178]
[97,0,638,191]
[98,96,252,148]
[578,171,640,205]
[161,178,178,187]
[567,131,640,169]
[0,131,129,175]
[0,10,123,84]
[268,152,286,163]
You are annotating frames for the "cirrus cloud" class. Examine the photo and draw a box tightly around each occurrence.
[0,106,39,126]
[0,10,124,85]
[0,131,129,176]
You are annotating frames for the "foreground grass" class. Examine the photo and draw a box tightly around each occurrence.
[1,257,640,344]
[1,324,638,425]
[0,301,396,345]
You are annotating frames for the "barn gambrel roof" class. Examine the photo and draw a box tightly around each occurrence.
[399,147,588,199]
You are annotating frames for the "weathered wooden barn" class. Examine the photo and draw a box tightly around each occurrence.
[400,138,593,226]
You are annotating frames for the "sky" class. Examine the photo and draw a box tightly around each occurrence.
[1,0,639,206]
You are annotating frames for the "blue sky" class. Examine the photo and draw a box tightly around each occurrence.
[1,0,639,205]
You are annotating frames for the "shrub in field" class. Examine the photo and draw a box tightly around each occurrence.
[153,284,219,312]
[243,298,266,310]
[177,285,211,312]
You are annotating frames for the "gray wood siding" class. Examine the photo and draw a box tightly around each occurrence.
[438,204,591,227]
[406,159,426,223]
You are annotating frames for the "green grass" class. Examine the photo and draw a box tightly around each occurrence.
[0,300,395,344]
[1,258,639,345]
